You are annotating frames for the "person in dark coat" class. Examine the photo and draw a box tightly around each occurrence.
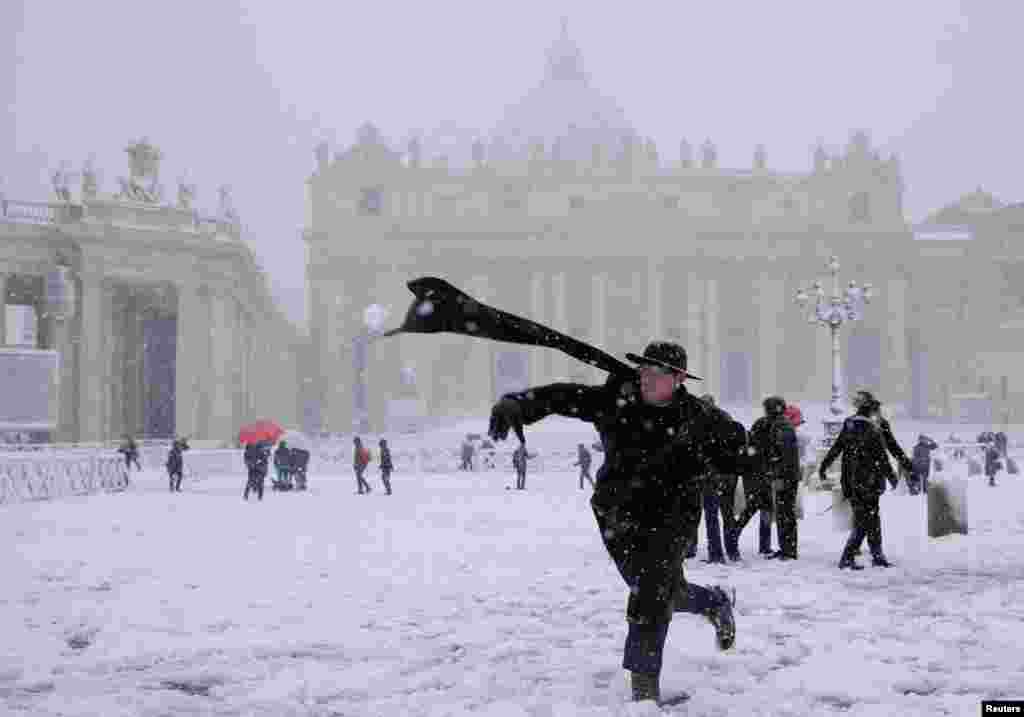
[460,438,475,471]
[488,341,744,704]
[573,442,594,489]
[995,431,1008,460]
[695,394,746,563]
[911,434,939,494]
[512,443,528,489]
[291,447,310,490]
[166,438,186,492]
[273,441,293,490]
[818,391,916,569]
[378,439,393,495]
[353,436,372,494]
[243,440,269,501]
[725,397,797,560]
[983,435,1002,487]
[119,436,142,471]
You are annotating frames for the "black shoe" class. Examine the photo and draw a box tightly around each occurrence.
[702,556,727,565]
[838,557,864,570]
[629,671,660,703]
[778,553,798,561]
[706,585,736,650]
[763,550,781,559]
[871,556,893,568]
[727,551,742,562]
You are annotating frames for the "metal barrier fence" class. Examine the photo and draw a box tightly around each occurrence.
[0,454,130,505]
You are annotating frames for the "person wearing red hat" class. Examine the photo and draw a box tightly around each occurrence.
[489,340,750,704]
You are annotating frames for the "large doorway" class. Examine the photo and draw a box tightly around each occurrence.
[721,351,753,404]
[142,314,176,438]
[845,328,882,396]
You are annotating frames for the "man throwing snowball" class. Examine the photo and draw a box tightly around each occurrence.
[488,341,750,704]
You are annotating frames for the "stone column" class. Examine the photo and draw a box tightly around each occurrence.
[756,273,786,404]
[550,271,569,381]
[76,271,106,442]
[100,283,117,440]
[466,274,494,415]
[883,275,909,413]
[647,258,663,340]
[175,280,204,439]
[50,301,77,442]
[703,278,720,400]
[208,288,235,444]
[0,273,7,345]
[529,269,547,386]
[684,272,705,378]
[590,271,608,383]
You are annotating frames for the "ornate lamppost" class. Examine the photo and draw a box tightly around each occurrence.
[352,304,388,434]
[794,255,875,451]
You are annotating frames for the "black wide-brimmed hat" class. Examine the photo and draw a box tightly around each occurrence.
[625,341,703,381]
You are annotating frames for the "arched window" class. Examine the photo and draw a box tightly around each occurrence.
[849,192,871,223]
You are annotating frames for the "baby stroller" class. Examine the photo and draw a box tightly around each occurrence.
[291,448,310,491]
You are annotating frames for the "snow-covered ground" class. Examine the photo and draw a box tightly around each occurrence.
[3,411,1024,716]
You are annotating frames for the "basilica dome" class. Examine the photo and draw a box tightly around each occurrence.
[488,19,638,162]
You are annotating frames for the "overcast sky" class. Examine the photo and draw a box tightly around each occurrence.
[4,1,1020,326]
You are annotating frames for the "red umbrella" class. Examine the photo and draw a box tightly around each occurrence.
[238,420,284,445]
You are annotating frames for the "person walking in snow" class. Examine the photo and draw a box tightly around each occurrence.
[512,443,528,489]
[982,434,1002,487]
[378,438,394,495]
[818,391,916,569]
[726,397,799,561]
[243,440,269,501]
[460,437,475,471]
[488,341,745,704]
[119,436,142,472]
[695,394,746,563]
[273,441,293,490]
[573,442,594,489]
[166,438,186,492]
[911,434,939,494]
[353,436,372,494]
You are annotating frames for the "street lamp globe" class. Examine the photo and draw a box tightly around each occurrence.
[363,304,389,334]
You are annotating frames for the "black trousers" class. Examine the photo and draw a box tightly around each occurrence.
[168,470,182,492]
[728,477,775,555]
[842,494,884,559]
[515,469,526,489]
[244,471,265,500]
[354,466,371,493]
[593,497,715,675]
[774,481,799,558]
[578,466,594,489]
[381,468,392,495]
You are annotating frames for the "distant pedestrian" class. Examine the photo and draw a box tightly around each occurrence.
[353,436,372,494]
[379,439,393,495]
[460,437,475,471]
[574,443,594,489]
[911,435,938,494]
[273,441,293,490]
[166,438,186,492]
[512,443,528,490]
[119,436,142,471]
[243,440,269,501]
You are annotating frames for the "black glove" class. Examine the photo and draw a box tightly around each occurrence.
[489,398,525,444]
